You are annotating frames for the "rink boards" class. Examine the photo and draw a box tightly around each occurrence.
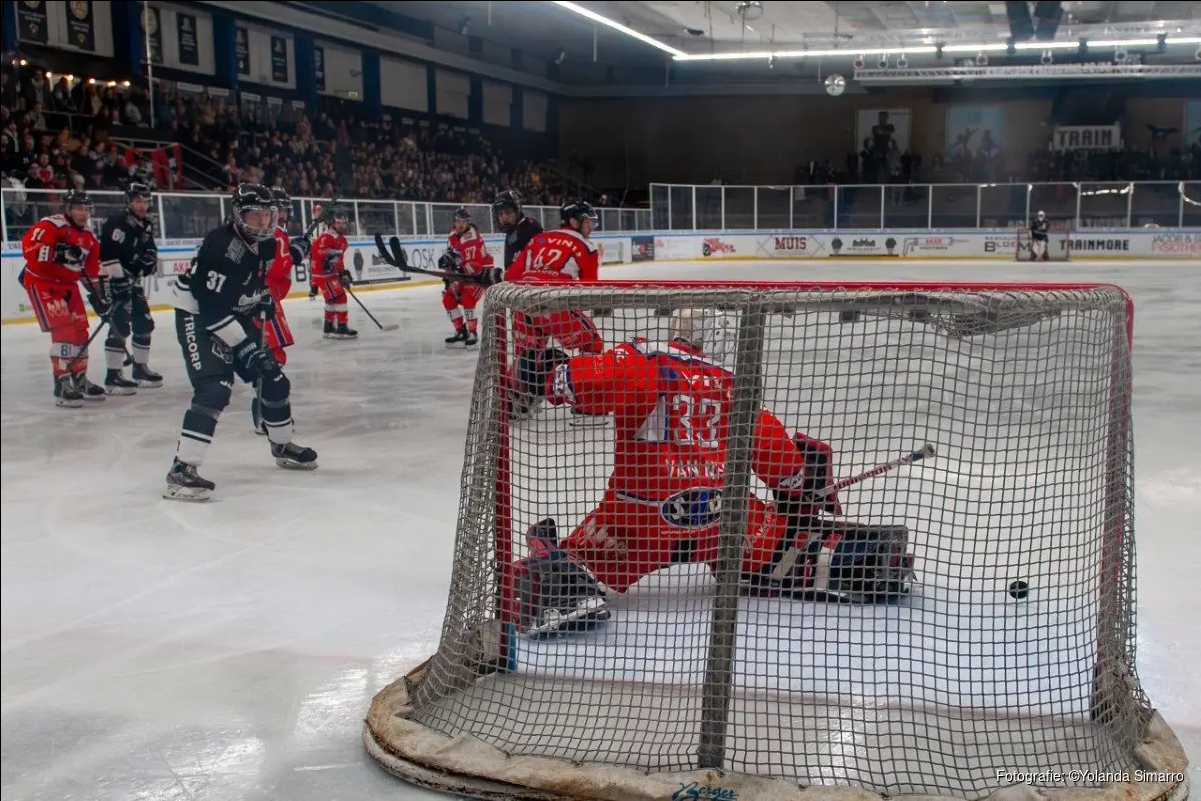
[1,226,1199,323]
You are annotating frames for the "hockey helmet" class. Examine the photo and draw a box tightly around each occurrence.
[670,309,736,360]
[271,187,292,223]
[126,182,152,217]
[493,190,522,232]
[1036,210,1047,221]
[453,206,472,222]
[62,188,93,228]
[561,199,598,227]
[231,183,278,242]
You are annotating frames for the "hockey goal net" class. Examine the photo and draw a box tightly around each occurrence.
[365,282,1187,801]
[1016,226,1072,261]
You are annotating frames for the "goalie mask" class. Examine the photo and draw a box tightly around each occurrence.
[670,309,736,360]
[231,183,278,243]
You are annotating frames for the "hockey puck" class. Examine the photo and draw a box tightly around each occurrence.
[1008,580,1029,600]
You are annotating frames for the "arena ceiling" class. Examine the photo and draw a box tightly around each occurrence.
[346,1,1201,91]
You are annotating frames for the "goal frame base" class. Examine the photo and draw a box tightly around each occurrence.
[364,663,1190,801]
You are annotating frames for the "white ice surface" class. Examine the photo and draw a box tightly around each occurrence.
[2,259,1198,800]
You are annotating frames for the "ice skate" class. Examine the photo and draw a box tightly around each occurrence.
[131,362,163,388]
[53,374,83,408]
[515,545,610,638]
[445,326,469,347]
[335,323,358,339]
[464,331,478,347]
[323,321,336,339]
[272,441,319,470]
[79,376,107,402]
[162,458,215,502]
[104,369,138,395]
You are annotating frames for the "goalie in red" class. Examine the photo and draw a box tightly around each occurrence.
[441,207,493,347]
[505,310,916,636]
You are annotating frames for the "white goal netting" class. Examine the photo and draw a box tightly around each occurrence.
[365,282,1187,801]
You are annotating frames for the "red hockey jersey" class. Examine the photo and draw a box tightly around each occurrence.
[266,227,293,300]
[546,338,821,511]
[21,215,101,284]
[505,226,598,283]
[310,229,347,278]
[447,224,494,274]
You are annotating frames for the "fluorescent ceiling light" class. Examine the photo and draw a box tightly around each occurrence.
[675,46,939,62]
[550,1,685,58]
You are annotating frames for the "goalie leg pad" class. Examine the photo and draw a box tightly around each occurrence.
[746,522,915,603]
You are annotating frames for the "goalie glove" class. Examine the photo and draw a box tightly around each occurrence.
[773,433,842,521]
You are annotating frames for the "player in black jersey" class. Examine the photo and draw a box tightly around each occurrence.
[1028,210,1051,261]
[96,182,163,394]
[163,183,317,501]
[493,190,543,269]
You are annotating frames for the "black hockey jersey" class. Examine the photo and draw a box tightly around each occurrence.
[173,223,276,347]
[100,212,158,278]
[1029,218,1049,242]
[504,216,543,269]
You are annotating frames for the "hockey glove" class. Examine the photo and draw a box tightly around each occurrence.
[87,277,111,317]
[338,268,354,287]
[137,247,158,275]
[437,250,462,273]
[475,267,504,286]
[234,339,281,378]
[55,242,85,268]
[290,235,311,264]
[518,347,570,400]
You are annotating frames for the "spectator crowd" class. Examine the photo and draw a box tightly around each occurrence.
[4,57,1200,216]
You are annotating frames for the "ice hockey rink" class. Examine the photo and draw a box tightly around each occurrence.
[1,257,1197,800]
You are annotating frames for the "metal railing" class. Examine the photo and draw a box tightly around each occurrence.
[650,181,1201,230]
[0,189,653,243]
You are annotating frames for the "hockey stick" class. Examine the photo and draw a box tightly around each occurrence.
[812,444,937,498]
[373,234,484,283]
[344,285,399,331]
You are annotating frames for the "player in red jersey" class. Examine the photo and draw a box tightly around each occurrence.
[310,206,357,339]
[250,188,311,435]
[18,189,113,407]
[505,200,605,425]
[503,311,915,635]
[441,207,494,348]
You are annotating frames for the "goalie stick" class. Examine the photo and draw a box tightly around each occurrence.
[812,444,937,499]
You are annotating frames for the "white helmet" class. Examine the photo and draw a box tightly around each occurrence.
[670,309,736,359]
[1036,210,1047,221]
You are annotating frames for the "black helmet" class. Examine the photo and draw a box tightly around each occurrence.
[231,183,277,242]
[62,188,93,227]
[270,187,291,208]
[492,190,521,215]
[560,199,598,228]
[492,190,522,232]
[453,206,471,223]
[126,182,152,202]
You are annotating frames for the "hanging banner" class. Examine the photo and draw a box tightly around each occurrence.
[177,13,199,66]
[142,5,162,64]
[66,0,96,51]
[271,36,289,83]
[18,0,49,44]
[946,106,1005,159]
[235,26,250,76]
[314,45,326,92]
[1051,124,1122,152]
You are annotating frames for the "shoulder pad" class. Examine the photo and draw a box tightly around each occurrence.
[42,215,69,228]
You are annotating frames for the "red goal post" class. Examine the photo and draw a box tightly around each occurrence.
[365,280,1187,801]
